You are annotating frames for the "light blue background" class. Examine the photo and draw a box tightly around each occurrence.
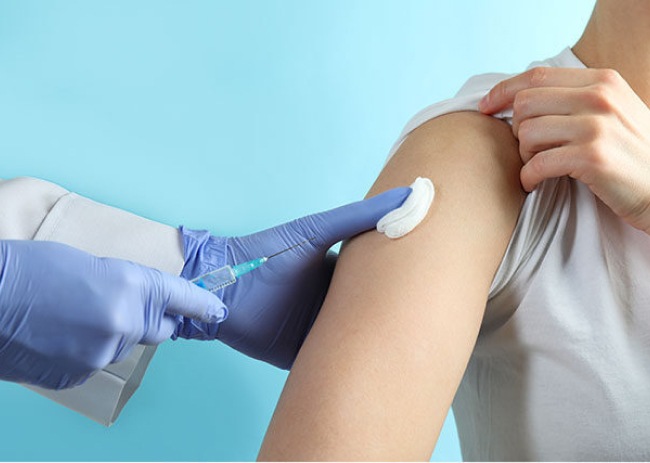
[0,1,595,460]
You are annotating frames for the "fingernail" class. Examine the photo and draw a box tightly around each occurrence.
[206,306,228,323]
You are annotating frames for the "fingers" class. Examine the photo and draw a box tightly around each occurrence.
[479,71,601,192]
[479,67,602,114]
[141,315,179,345]
[305,186,412,246]
[517,115,574,163]
[520,146,585,192]
[516,115,592,190]
[147,268,229,322]
[115,314,176,356]
[511,87,584,136]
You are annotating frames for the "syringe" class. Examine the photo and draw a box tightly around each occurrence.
[191,237,316,293]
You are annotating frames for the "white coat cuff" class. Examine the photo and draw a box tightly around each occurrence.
[33,192,185,274]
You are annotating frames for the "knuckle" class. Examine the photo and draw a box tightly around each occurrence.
[528,66,548,87]
[493,81,507,102]
[586,141,608,169]
[518,118,534,140]
[597,68,622,85]
[526,155,547,181]
[512,91,530,114]
[586,85,615,112]
[113,260,145,292]
[583,115,607,140]
[104,258,128,282]
[102,305,131,336]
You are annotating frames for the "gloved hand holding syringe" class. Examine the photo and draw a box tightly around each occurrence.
[0,180,429,391]
[174,185,419,370]
[176,178,433,371]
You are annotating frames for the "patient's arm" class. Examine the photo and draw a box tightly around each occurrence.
[258,111,525,461]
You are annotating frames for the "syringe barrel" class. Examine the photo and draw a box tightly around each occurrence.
[191,265,237,293]
[232,257,268,277]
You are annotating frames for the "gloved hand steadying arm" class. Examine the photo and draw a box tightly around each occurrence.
[0,240,226,390]
[174,187,411,369]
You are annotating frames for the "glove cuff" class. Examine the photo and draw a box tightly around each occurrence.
[172,227,229,340]
[178,226,228,280]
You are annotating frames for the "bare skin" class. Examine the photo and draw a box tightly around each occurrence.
[479,0,650,233]
[258,0,650,459]
[258,112,524,460]
[573,0,650,105]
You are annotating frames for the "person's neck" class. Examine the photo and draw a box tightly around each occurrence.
[573,0,650,105]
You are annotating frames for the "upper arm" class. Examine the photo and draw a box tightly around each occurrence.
[258,111,525,461]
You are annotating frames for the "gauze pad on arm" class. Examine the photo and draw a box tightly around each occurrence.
[376,177,434,239]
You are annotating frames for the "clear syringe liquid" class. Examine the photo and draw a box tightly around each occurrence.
[191,237,315,293]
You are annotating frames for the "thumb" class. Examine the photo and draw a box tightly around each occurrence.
[145,268,229,323]
[302,186,411,246]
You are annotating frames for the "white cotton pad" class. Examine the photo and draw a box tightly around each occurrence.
[376,177,435,239]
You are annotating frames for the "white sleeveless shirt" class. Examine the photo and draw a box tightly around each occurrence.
[389,48,650,461]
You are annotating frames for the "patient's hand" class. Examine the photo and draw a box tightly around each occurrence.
[481,66,650,234]
[258,111,525,461]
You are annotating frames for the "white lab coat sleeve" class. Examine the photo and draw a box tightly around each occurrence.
[0,176,185,270]
[0,176,186,425]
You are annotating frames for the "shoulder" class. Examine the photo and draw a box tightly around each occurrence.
[407,110,518,154]
[388,46,581,162]
[387,71,515,161]
[389,110,523,199]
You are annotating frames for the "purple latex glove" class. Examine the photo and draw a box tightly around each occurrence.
[0,240,225,390]
[174,187,411,369]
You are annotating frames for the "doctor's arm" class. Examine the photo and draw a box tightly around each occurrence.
[258,111,526,461]
[0,176,410,388]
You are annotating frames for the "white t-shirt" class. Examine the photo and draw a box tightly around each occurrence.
[390,47,650,461]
